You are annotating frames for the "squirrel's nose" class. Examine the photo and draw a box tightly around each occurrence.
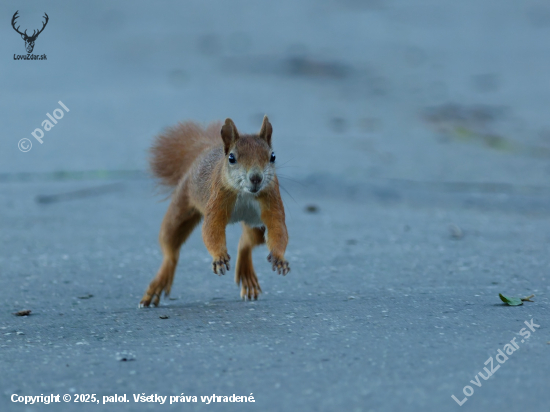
[249,174,263,185]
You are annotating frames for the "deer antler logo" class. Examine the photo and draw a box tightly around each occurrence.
[12,11,49,54]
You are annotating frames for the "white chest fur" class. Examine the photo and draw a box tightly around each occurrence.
[229,193,263,227]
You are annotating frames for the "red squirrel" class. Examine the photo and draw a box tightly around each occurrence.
[140,116,290,307]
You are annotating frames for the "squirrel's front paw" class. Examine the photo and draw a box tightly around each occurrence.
[212,253,230,275]
[267,253,290,275]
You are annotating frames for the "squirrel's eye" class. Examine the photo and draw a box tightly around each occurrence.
[228,153,236,164]
[270,152,276,163]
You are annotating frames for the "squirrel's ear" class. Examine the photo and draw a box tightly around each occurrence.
[221,118,239,154]
[258,115,272,147]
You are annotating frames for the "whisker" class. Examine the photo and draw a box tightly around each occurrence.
[277,175,305,186]
[278,183,298,204]
[276,157,296,168]
[275,165,300,170]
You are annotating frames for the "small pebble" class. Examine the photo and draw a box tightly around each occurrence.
[305,205,319,213]
[449,224,463,239]
[13,310,31,316]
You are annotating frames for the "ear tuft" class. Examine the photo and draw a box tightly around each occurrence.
[220,118,239,154]
[259,115,273,147]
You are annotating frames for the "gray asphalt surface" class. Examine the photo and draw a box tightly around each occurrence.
[1,1,550,411]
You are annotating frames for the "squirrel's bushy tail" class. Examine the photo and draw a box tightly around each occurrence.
[150,121,222,187]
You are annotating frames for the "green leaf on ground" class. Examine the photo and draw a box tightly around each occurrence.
[499,293,523,306]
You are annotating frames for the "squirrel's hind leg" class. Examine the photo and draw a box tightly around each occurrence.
[235,223,266,300]
[140,191,202,307]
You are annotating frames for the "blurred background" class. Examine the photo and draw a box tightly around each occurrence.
[2,0,550,187]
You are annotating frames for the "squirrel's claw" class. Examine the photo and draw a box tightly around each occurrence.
[267,253,290,276]
[212,254,231,275]
[139,273,174,307]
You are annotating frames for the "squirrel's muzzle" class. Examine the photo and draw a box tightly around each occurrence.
[248,173,263,193]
